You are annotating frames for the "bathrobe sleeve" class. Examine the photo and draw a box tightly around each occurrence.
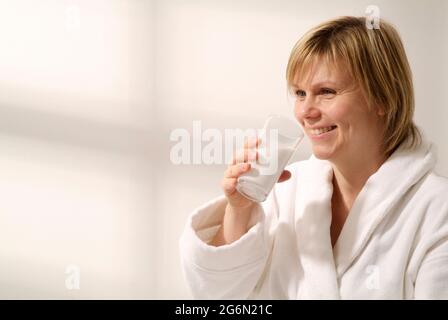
[414,235,448,299]
[179,195,274,299]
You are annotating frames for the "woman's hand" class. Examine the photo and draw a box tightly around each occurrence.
[210,137,291,246]
[221,137,291,209]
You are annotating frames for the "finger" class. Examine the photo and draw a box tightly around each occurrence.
[230,137,260,165]
[243,136,261,149]
[224,163,251,178]
[277,170,291,183]
[221,177,237,195]
[232,149,258,164]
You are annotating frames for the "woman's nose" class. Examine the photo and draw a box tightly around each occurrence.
[297,97,320,119]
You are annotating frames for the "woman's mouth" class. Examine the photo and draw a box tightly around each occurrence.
[310,125,337,136]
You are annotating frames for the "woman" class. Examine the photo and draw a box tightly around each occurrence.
[179,16,448,299]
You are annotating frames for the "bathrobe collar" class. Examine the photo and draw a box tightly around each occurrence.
[333,139,436,276]
[294,138,436,299]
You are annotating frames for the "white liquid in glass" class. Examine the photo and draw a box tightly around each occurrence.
[237,133,302,202]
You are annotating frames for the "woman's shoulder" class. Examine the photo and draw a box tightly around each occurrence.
[414,172,448,227]
[411,172,448,253]
[420,172,448,202]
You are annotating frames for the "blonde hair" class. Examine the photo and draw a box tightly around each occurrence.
[286,16,420,156]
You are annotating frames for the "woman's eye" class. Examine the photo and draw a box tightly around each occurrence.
[295,90,306,97]
[320,88,336,95]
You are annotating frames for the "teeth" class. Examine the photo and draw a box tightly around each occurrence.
[311,126,336,135]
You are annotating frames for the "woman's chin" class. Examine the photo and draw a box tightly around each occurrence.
[311,146,335,160]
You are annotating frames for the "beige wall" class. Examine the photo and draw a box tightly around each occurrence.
[0,0,446,298]
[0,0,156,299]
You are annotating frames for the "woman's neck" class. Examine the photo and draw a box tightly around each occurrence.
[329,150,386,248]
[331,149,386,209]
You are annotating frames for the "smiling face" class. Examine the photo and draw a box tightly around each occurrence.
[292,58,385,163]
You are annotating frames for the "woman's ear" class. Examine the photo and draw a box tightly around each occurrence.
[377,105,386,116]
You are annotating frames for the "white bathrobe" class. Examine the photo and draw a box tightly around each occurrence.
[179,140,448,299]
